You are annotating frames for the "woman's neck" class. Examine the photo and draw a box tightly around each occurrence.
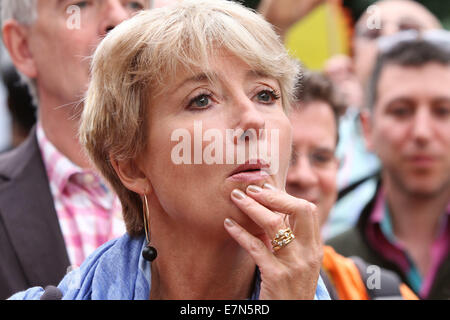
[148,201,257,300]
[149,240,256,300]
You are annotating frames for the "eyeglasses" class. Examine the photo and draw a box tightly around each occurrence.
[377,29,450,53]
[355,14,424,41]
[290,149,338,170]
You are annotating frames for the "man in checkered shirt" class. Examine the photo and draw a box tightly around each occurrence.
[0,0,167,300]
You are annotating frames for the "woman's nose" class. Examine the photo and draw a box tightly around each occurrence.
[100,0,131,35]
[234,98,266,136]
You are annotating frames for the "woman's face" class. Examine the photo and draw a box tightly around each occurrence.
[139,52,292,236]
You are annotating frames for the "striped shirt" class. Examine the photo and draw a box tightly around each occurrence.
[37,123,126,267]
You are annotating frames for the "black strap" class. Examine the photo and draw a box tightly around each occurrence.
[319,269,339,300]
[350,256,404,300]
[337,171,380,200]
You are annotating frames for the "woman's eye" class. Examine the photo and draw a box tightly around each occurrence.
[127,1,144,10]
[256,89,280,104]
[188,94,212,110]
[73,1,89,9]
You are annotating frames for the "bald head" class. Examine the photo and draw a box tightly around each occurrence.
[355,0,441,38]
[353,0,442,87]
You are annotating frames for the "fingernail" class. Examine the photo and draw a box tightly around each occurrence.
[263,183,276,190]
[247,185,262,194]
[231,189,246,200]
[224,218,235,227]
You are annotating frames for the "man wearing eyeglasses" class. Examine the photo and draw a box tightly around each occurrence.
[328,34,450,300]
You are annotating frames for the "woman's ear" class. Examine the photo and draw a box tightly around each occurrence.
[110,157,151,195]
[2,20,37,79]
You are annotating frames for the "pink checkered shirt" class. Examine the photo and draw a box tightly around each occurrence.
[37,123,126,267]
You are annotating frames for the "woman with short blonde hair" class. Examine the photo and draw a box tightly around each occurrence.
[82,0,298,237]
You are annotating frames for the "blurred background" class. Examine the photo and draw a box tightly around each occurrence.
[1,0,450,152]
[244,0,450,70]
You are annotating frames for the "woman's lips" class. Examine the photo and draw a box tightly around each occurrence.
[228,170,270,182]
[228,160,271,182]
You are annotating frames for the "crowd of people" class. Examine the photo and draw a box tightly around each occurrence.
[0,0,448,300]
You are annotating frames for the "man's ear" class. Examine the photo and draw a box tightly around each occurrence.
[360,109,374,152]
[2,20,37,79]
[110,157,151,196]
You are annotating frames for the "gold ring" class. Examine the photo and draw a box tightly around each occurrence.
[271,228,295,252]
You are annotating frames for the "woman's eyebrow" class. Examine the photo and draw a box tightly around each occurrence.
[170,72,216,94]
[246,70,273,81]
[170,69,276,96]
[56,0,71,9]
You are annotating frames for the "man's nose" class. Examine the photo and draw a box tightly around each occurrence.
[411,107,433,146]
[100,0,131,35]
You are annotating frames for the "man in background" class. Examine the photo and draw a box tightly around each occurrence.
[328,35,450,299]
[287,70,417,300]
[324,0,443,239]
[0,0,158,299]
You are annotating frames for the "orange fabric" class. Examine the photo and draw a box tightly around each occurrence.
[322,246,419,300]
[399,283,419,300]
[322,246,370,300]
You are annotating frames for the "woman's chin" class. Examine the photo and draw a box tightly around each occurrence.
[226,207,265,237]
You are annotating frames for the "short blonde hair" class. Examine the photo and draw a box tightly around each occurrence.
[80,0,300,237]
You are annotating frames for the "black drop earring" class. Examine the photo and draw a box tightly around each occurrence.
[142,194,157,262]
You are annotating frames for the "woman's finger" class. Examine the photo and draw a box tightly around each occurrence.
[244,184,320,246]
[223,217,277,267]
[230,189,289,239]
[224,217,321,300]
[247,183,316,218]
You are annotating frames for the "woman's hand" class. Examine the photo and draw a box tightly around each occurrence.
[224,183,323,300]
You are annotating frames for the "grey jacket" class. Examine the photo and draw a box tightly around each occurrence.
[0,128,70,299]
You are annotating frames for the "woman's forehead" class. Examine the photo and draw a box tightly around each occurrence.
[156,52,278,92]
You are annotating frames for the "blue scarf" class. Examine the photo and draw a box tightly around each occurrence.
[10,234,330,300]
